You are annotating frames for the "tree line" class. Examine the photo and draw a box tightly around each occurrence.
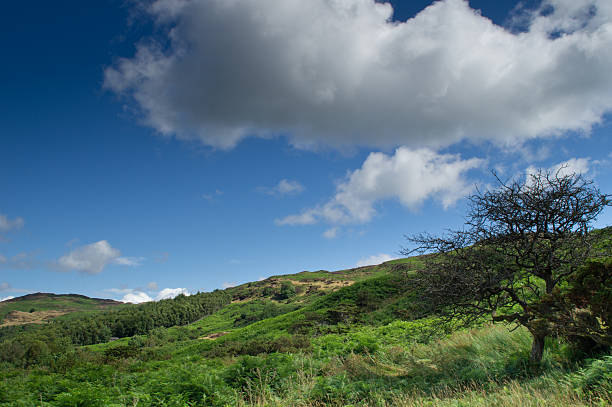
[0,289,231,367]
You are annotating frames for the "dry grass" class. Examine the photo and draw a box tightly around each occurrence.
[231,379,610,407]
[199,331,230,340]
[0,309,69,327]
[392,381,611,407]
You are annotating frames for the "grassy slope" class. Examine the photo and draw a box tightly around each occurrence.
[0,293,123,327]
[1,234,611,406]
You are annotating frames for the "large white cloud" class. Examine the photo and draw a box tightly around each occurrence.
[58,240,141,275]
[276,147,483,225]
[105,0,612,150]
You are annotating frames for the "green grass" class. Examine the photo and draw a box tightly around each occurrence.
[2,322,610,406]
[0,293,123,325]
[1,232,611,406]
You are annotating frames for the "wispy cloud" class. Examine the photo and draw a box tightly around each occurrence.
[202,189,223,202]
[0,213,24,233]
[57,241,142,274]
[258,179,304,196]
[355,253,398,268]
[113,256,145,266]
[0,282,31,296]
[0,251,41,271]
[0,213,24,240]
[322,227,338,239]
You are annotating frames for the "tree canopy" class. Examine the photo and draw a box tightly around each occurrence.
[405,169,611,363]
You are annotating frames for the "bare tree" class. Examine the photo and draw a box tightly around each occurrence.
[404,169,610,364]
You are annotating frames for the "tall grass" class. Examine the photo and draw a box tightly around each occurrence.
[2,323,610,406]
[225,325,612,407]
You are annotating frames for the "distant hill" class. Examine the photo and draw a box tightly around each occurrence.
[222,257,419,305]
[0,292,123,327]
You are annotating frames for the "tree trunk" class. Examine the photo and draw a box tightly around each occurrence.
[530,333,546,364]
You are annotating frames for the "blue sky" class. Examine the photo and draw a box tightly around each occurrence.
[1,0,611,303]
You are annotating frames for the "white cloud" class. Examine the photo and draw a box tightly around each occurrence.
[551,157,591,176]
[121,291,153,304]
[527,157,591,182]
[106,0,612,150]
[258,179,304,196]
[277,147,483,226]
[222,282,237,289]
[277,179,305,195]
[323,227,339,239]
[155,287,190,300]
[57,240,139,274]
[275,211,318,226]
[118,287,190,303]
[0,296,15,302]
[355,253,399,268]
[113,256,145,266]
[0,213,24,233]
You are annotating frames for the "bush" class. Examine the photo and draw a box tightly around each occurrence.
[205,334,311,357]
[568,355,612,395]
[103,344,139,360]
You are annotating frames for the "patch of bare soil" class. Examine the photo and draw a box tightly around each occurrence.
[199,331,230,340]
[0,310,69,327]
[290,279,353,290]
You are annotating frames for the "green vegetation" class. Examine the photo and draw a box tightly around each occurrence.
[0,197,609,406]
[0,293,123,326]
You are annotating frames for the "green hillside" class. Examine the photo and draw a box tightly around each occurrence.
[0,235,610,406]
[0,293,123,327]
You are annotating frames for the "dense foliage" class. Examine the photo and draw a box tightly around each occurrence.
[406,170,610,363]
[0,290,230,367]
